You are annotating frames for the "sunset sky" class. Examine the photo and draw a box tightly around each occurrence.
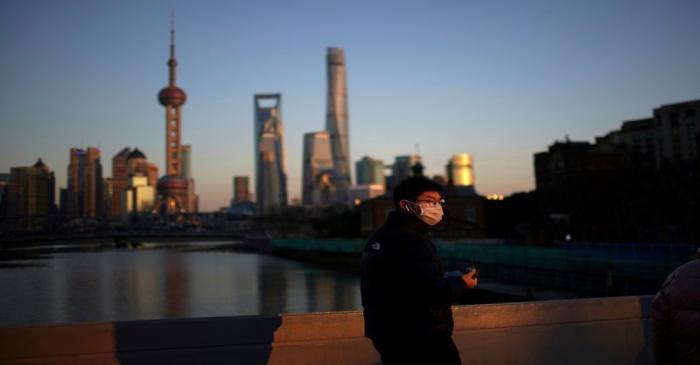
[2,0,699,210]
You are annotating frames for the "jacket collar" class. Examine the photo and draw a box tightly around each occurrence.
[386,210,431,236]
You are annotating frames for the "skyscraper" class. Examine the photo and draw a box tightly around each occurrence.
[65,147,102,218]
[325,47,351,203]
[7,159,56,228]
[355,156,385,187]
[122,175,155,221]
[110,148,158,220]
[391,155,422,187]
[233,176,250,203]
[446,154,474,186]
[156,15,196,214]
[254,94,287,215]
[110,148,130,220]
[302,131,334,206]
[181,144,191,179]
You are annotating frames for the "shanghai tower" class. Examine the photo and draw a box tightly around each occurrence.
[325,47,351,203]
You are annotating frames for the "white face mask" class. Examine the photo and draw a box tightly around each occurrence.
[403,200,444,226]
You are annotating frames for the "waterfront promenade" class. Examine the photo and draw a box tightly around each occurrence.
[0,295,653,365]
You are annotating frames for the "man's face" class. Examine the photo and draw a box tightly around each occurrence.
[399,190,443,211]
[415,191,442,205]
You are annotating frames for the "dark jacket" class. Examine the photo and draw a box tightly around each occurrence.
[360,210,469,340]
[651,258,700,365]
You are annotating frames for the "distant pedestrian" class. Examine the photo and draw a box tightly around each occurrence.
[651,248,700,365]
[360,177,478,365]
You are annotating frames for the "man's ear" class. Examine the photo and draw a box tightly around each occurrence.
[398,200,409,211]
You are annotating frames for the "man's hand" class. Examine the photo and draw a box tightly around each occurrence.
[462,269,478,289]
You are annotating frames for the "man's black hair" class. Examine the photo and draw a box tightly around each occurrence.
[393,176,443,207]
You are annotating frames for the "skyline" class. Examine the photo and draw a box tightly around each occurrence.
[2,0,700,211]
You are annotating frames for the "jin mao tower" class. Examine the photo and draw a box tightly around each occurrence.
[254,94,287,215]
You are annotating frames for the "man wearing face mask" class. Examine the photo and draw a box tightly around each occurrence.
[361,177,478,365]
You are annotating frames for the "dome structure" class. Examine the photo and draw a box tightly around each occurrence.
[33,158,50,173]
[127,148,146,161]
[33,158,46,169]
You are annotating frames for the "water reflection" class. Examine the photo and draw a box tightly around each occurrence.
[0,242,361,326]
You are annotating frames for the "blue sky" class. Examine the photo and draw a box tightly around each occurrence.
[1,0,699,211]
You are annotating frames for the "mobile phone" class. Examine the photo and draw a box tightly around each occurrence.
[461,260,479,279]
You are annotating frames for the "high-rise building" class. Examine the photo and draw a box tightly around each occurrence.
[102,178,114,221]
[233,176,250,203]
[653,100,699,168]
[355,156,385,187]
[254,94,287,215]
[325,47,351,203]
[110,148,130,220]
[391,155,422,188]
[122,174,156,221]
[110,148,158,220]
[7,159,56,228]
[126,148,159,187]
[446,154,474,186]
[181,144,192,179]
[65,147,102,218]
[302,131,334,206]
[0,173,10,218]
[156,16,196,214]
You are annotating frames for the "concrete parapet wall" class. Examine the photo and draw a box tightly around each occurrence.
[0,296,653,365]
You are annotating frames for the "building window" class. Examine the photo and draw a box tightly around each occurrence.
[685,109,696,119]
[670,112,679,128]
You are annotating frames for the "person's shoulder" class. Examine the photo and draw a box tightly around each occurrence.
[363,226,424,255]
[672,259,700,280]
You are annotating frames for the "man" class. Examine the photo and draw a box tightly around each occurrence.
[361,177,478,365]
[651,248,700,365]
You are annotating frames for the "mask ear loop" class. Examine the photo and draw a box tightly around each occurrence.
[402,200,422,215]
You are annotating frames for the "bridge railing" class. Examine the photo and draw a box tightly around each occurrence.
[0,296,654,365]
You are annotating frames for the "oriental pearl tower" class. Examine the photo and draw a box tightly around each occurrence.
[156,14,195,215]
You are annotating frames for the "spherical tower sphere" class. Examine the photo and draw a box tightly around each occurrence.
[157,175,188,192]
[158,86,187,107]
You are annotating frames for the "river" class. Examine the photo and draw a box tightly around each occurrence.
[0,241,361,326]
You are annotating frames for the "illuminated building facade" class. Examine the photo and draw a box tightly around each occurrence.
[446,154,474,186]
[254,94,287,215]
[110,148,158,220]
[325,47,351,203]
[233,176,250,203]
[302,131,335,206]
[122,175,155,221]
